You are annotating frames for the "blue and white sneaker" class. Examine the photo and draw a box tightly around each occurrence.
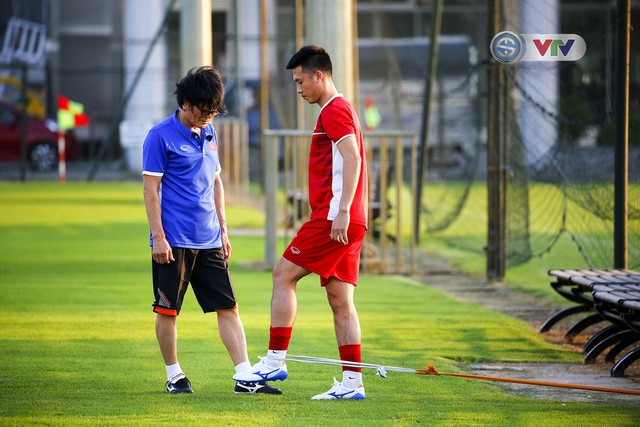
[232,357,288,382]
[310,378,365,400]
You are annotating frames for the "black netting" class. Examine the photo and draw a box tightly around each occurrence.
[398,2,640,271]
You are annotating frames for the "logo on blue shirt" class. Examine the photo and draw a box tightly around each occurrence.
[180,145,191,152]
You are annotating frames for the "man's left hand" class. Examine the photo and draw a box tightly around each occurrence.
[222,234,232,259]
[331,211,350,245]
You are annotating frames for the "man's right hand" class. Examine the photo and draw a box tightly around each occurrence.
[152,238,175,264]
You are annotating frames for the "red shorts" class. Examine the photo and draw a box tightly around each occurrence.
[283,219,367,286]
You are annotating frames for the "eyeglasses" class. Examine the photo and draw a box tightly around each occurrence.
[193,105,218,117]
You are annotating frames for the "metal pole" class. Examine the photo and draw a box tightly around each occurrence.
[395,135,403,271]
[486,0,506,280]
[305,0,354,103]
[261,0,273,261]
[352,0,360,115]
[380,137,388,272]
[259,0,270,192]
[414,0,444,244]
[265,131,278,268]
[19,63,28,181]
[260,0,269,138]
[294,0,304,130]
[614,0,630,268]
[180,0,213,72]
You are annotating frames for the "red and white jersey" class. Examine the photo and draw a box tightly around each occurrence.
[308,94,368,228]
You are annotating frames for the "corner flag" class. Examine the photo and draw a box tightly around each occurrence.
[56,95,90,183]
[364,95,381,131]
[57,95,89,131]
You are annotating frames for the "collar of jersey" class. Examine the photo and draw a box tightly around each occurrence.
[319,93,344,114]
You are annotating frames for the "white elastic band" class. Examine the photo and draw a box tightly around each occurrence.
[284,354,417,378]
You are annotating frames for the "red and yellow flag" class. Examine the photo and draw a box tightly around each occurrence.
[57,95,90,130]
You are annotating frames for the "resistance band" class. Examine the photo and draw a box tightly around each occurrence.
[285,354,640,397]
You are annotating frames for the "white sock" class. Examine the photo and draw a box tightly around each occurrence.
[235,361,251,373]
[342,370,363,389]
[266,349,286,367]
[166,362,185,383]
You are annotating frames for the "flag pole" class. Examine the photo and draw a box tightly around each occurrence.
[57,130,66,184]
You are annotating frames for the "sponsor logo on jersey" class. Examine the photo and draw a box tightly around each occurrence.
[290,246,300,255]
[209,142,217,151]
[180,145,191,152]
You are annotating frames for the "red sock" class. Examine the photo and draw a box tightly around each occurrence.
[268,326,293,351]
[339,344,362,373]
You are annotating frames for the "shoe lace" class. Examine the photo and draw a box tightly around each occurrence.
[329,377,342,391]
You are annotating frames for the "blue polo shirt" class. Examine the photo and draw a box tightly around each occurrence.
[142,109,222,249]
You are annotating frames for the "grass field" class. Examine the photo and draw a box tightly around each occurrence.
[1,182,639,426]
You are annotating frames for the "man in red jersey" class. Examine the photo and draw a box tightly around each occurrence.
[233,45,369,400]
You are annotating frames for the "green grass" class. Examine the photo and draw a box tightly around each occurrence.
[0,182,639,426]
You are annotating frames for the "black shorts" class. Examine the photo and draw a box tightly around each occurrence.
[151,247,237,316]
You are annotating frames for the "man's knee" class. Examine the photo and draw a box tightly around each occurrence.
[272,261,287,284]
[273,258,307,288]
[327,292,352,313]
[156,312,177,324]
[326,281,355,310]
[216,306,240,319]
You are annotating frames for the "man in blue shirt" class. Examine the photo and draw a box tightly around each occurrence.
[142,66,279,395]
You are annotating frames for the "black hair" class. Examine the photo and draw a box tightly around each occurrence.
[174,66,227,115]
[285,44,332,75]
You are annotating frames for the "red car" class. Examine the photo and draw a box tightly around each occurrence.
[0,102,77,172]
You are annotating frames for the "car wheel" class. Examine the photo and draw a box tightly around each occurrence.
[29,142,58,172]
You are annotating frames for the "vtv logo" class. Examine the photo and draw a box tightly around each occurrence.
[490,32,586,63]
[521,34,586,61]
[533,39,575,57]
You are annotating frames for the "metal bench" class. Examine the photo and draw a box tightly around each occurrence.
[591,284,640,376]
[539,269,638,338]
[539,269,640,376]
